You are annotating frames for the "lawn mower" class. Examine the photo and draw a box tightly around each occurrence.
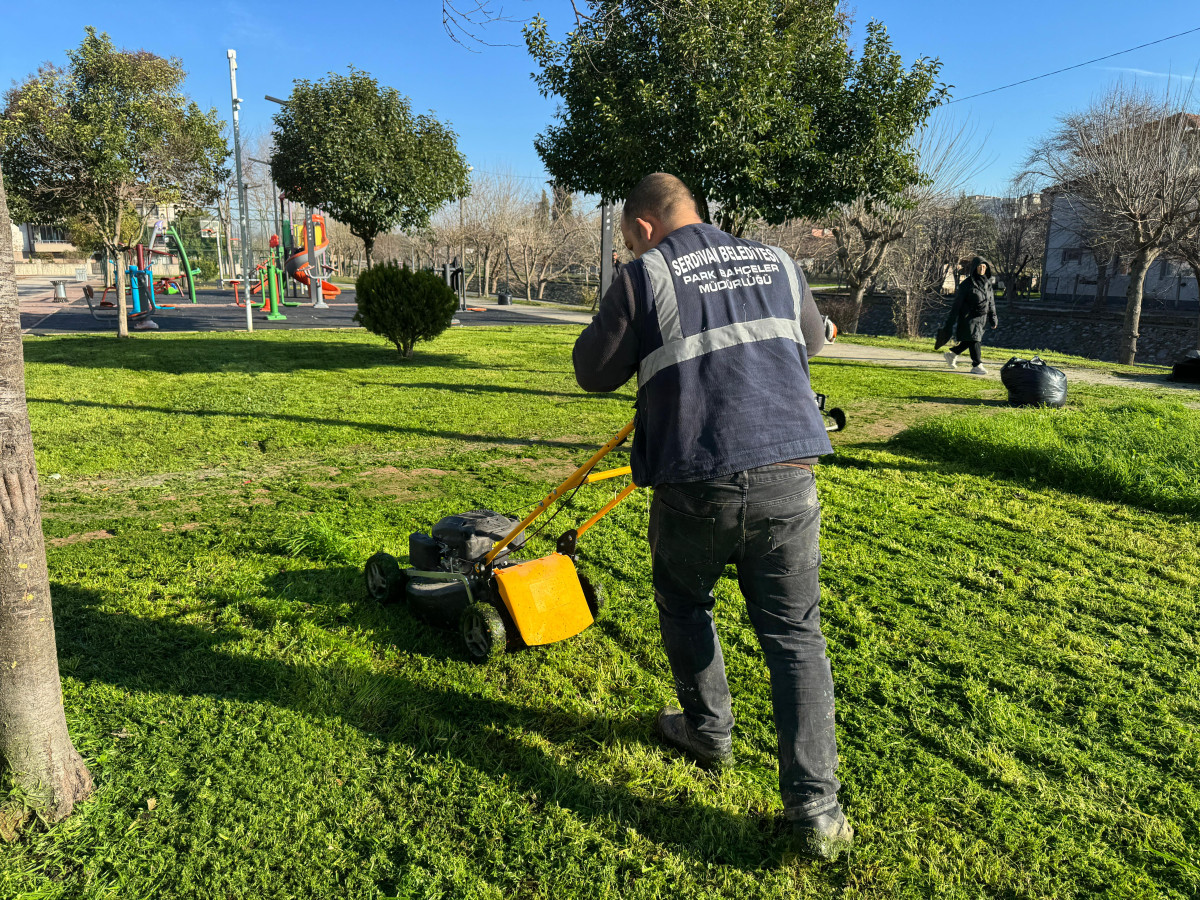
[364,400,846,663]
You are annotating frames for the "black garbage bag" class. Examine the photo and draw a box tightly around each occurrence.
[1171,349,1200,384]
[1001,356,1068,408]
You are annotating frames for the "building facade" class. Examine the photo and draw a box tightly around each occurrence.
[1040,192,1199,310]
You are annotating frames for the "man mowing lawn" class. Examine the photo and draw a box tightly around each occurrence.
[573,173,851,861]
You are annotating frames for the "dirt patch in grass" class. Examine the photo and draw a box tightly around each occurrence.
[49,530,115,547]
[355,466,451,502]
[482,457,579,481]
[159,522,203,533]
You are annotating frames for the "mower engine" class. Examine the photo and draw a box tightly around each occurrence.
[396,510,526,627]
[365,506,605,662]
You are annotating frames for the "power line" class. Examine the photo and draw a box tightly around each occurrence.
[946,25,1200,105]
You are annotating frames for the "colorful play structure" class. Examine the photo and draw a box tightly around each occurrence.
[233,211,341,321]
[83,220,203,327]
[81,206,343,327]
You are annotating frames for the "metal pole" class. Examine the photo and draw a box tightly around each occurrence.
[599,201,615,299]
[307,212,326,308]
[227,49,254,333]
[459,195,466,311]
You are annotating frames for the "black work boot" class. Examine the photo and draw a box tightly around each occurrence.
[788,807,854,861]
[653,706,733,770]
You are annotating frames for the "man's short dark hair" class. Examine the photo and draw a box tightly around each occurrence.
[622,173,699,225]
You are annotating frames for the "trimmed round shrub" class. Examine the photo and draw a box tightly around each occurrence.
[354,263,458,358]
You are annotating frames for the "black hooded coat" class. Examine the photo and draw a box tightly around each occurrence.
[946,256,998,342]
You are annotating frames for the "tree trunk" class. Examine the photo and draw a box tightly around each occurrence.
[112,204,129,338]
[1119,246,1159,364]
[222,201,237,285]
[362,235,375,271]
[113,247,129,339]
[845,281,870,334]
[0,168,94,823]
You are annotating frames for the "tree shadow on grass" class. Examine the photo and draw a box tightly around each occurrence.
[28,398,603,452]
[374,381,588,401]
[22,336,496,375]
[910,396,1010,408]
[53,580,790,872]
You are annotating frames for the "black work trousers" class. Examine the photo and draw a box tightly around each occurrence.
[649,463,841,821]
[950,340,982,366]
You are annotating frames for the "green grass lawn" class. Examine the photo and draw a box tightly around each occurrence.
[3,327,1198,899]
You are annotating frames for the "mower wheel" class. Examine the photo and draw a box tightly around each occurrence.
[578,571,607,619]
[461,603,507,661]
[365,552,406,605]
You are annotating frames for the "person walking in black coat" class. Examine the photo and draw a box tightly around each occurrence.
[943,256,998,375]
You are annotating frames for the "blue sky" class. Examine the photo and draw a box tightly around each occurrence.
[3,0,1198,199]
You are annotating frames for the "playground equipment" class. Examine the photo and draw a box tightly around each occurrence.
[147,221,202,304]
[284,214,341,301]
[83,242,167,329]
[238,234,293,321]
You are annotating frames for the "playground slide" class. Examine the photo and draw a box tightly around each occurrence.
[282,212,341,300]
[289,260,342,300]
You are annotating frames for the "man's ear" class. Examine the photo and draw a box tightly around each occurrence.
[634,217,654,246]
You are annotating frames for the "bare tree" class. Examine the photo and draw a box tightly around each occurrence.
[1025,82,1200,363]
[984,185,1049,305]
[460,170,528,296]
[828,119,985,333]
[880,200,971,338]
[507,186,593,301]
[0,167,94,824]
[1169,230,1200,351]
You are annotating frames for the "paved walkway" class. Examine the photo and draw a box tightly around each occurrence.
[820,341,1195,394]
[17,277,595,334]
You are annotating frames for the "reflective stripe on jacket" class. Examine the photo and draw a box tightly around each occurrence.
[627,223,832,487]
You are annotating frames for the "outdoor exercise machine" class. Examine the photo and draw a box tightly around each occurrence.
[238,234,294,321]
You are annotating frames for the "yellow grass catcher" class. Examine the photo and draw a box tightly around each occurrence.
[364,420,639,661]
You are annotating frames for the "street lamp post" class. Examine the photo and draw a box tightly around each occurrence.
[227,49,254,333]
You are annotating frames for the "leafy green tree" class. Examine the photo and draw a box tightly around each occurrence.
[525,2,945,232]
[354,262,459,357]
[0,28,227,337]
[270,70,470,269]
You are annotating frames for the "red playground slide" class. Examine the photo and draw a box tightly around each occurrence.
[284,214,341,300]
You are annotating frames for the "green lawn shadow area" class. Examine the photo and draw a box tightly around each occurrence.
[22,333,495,375]
[888,398,1200,517]
[51,579,788,873]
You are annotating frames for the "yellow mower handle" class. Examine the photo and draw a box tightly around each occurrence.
[484,420,636,566]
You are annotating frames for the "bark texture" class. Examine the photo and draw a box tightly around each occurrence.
[0,168,94,821]
[1119,247,1159,364]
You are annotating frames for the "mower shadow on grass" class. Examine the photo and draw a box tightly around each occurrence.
[29,398,605,452]
[53,581,788,871]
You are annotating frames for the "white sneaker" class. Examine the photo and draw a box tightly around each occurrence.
[943,350,959,369]
[970,364,988,375]
[133,318,159,331]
